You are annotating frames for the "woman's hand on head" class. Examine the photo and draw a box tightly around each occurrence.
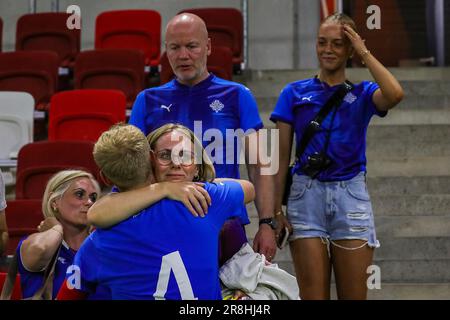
[162,181,211,217]
[342,24,368,58]
[37,217,62,233]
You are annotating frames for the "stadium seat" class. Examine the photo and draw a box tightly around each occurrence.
[0,92,34,160]
[180,8,243,72]
[0,272,22,300]
[95,10,161,68]
[159,46,233,84]
[0,51,59,110]
[75,49,145,108]
[48,89,126,142]
[4,199,42,256]
[15,140,102,199]
[16,12,80,68]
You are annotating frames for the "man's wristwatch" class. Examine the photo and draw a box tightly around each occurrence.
[259,218,276,230]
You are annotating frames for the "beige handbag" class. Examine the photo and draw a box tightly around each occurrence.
[1,245,61,300]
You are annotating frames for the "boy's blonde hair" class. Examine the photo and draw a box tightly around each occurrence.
[43,170,100,219]
[93,124,151,190]
[147,123,215,182]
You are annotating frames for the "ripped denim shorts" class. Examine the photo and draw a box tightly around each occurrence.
[286,172,380,248]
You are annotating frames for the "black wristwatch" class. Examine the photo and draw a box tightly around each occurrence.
[259,218,276,230]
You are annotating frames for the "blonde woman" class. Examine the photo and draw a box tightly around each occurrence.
[272,13,403,299]
[17,170,108,299]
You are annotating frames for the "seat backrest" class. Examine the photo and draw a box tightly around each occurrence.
[4,199,42,256]
[74,49,145,108]
[16,12,80,68]
[0,51,59,110]
[0,272,22,300]
[95,10,161,67]
[15,140,101,199]
[0,92,34,159]
[48,89,126,142]
[159,46,233,84]
[180,8,243,65]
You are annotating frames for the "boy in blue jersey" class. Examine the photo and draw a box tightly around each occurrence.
[61,124,254,299]
[128,13,277,261]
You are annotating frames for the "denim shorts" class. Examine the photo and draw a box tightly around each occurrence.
[286,172,380,248]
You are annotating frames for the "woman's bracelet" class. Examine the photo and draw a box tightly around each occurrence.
[360,49,371,58]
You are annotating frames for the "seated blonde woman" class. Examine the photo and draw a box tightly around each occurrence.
[17,170,109,299]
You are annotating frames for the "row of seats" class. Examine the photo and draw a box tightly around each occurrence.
[0,8,243,71]
[1,90,126,161]
[0,8,242,111]
[0,48,233,111]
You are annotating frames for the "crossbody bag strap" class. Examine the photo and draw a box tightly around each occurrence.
[295,80,354,160]
[31,245,62,300]
[0,253,19,300]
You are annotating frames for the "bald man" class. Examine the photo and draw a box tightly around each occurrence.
[129,13,277,261]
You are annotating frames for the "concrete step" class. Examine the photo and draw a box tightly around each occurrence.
[367,176,450,196]
[271,249,450,284]
[245,194,450,219]
[370,109,450,125]
[375,237,450,260]
[375,216,450,238]
[270,263,450,299]
[251,83,450,107]
[247,215,450,242]
[271,237,450,261]
[372,194,450,216]
[373,259,450,283]
[362,283,450,300]
[245,67,450,88]
[367,125,450,157]
[258,103,450,128]
[366,156,450,177]
[267,258,450,286]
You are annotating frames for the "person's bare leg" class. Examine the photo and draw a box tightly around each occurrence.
[290,238,331,299]
[331,239,374,300]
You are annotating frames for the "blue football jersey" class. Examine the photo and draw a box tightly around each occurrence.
[68,181,245,300]
[129,74,263,180]
[17,239,109,299]
[270,77,384,181]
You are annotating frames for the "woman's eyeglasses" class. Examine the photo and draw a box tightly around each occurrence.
[153,149,196,166]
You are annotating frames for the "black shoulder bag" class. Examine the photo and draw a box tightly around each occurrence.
[282,81,353,205]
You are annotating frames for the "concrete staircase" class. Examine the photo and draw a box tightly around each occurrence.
[240,67,450,299]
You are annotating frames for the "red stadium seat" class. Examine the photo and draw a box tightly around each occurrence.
[95,10,161,67]
[0,272,22,300]
[48,89,126,142]
[75,49,145,108]
[16,12,80,68]
[15,140,102,199]
[160,46,233,84]
[180,8,243,72]
[0,51,59,110]
[4,199,42,256]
